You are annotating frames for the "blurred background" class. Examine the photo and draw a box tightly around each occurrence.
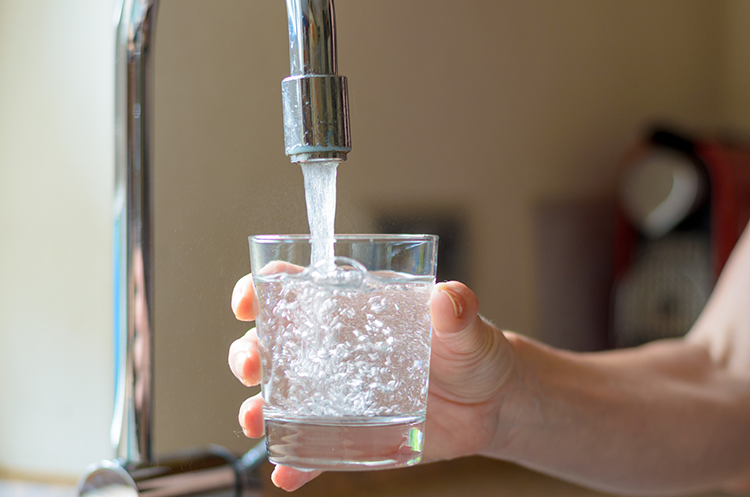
[2,0,750,495]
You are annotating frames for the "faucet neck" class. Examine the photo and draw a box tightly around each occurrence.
[286,0,338,76]
[113,0,158,465]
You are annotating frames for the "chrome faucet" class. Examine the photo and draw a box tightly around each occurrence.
[77,0,348,495]
[283,0,351,165]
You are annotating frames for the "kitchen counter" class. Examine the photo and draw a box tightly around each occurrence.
[3,458,745,497]
[260,457,745,497]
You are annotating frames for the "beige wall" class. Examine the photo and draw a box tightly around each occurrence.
[0,0,744,483]
[720,0,750,134]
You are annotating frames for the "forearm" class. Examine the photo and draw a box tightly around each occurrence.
[486,334,750,495]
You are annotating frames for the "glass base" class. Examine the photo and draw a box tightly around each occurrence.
[265,415,425,471]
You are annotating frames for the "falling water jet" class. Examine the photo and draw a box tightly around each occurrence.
[301,161,338,265]
[282,0,350,268]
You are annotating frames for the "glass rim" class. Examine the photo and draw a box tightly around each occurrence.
[248,234,439,244]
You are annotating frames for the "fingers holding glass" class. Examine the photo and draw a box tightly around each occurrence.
[238,392,265,439]
[232,274,256,321]
[271,466,324,492]
[232,265,303,321]
[228,328,262,387]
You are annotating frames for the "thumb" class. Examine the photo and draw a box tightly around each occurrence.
[431,281,486,355]
[429,281,513,403]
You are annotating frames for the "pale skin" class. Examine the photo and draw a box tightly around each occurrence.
[229,221,750,494]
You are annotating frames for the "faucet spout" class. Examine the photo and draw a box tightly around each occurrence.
[283,0,351,163]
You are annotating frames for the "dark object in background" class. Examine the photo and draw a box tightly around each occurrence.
[377,210,468,285]
[533,199,615,352]
[611,127,750,348]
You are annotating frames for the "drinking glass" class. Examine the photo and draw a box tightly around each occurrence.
[248,234,438,470]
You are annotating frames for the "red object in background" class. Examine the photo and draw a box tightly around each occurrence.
[696,139,750,277]
[614,131,750,284]
[610,129,750,348]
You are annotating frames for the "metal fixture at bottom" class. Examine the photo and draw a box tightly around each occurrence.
[78,443,265,497]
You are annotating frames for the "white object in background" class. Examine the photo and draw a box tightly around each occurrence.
[0,0,116,479]
[618,149,705,238]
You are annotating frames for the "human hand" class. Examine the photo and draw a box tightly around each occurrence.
[229,274,519,491]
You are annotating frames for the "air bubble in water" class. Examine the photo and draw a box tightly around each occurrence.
[255,274,433,418]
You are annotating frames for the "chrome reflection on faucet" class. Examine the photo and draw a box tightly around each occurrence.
[79,0,347,495]
[111,0,156,465]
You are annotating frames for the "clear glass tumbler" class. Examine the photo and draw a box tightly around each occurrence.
[248,234,438,470]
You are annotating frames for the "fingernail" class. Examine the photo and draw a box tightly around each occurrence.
[239,414,257,438]
[439,286,463,318]
[270,470,281,489]
[233,351,250,385]
[231,284,245,312]
[242,424,253,438]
